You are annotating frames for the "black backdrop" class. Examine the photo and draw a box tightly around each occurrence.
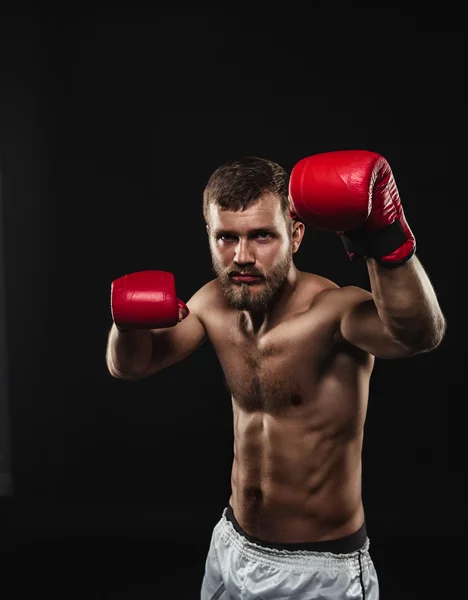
[0,7,465,599]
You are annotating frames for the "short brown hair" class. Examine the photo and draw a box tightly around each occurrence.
[203,156,290,226]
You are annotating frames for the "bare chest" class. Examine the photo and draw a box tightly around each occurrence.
[206,316,334,414]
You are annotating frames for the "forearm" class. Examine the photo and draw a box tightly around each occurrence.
[367,255,446,351]
[106,324,153,379]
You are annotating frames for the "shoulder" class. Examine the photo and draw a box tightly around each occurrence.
[190,278,223,302]
[315,284,373,315]
[186,278,226,318]
[300,271,339,294]
[298,271,372,313]
[297,271,342,307]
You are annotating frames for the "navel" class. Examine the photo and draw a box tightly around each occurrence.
[291,395,302,406]
[244,487,264,503]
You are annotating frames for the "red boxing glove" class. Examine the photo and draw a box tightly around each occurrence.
[289,150,416,267]
[111,270,189,330]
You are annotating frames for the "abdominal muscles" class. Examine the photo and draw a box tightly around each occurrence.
[228,363,368,543]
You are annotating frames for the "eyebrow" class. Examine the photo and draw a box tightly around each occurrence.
[213,226,279,236]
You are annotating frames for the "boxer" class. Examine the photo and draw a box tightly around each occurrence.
[106,151,446,599]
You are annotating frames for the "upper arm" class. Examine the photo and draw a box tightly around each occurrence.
[336,286,413,359]
[143,285,209,377]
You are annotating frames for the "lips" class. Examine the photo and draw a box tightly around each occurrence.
[232,275,261,282]
[230,271,263,284]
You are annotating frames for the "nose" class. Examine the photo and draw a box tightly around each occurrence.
[234,238,255,266]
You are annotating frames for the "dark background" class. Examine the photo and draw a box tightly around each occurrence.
[0,6,465,599]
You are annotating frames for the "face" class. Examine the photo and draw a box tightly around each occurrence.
[207,193,303,311]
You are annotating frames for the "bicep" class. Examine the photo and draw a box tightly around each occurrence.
[340,296,411,359]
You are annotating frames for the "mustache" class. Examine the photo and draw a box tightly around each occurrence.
[212,261,266,280]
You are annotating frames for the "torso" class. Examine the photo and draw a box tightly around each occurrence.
[199,272,375,543]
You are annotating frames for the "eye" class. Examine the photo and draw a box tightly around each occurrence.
[254,231,273,239]
[218,234,236,242]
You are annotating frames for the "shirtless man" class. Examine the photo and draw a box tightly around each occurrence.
[106,150,446,599]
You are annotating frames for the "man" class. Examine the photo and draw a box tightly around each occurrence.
[106,150,446,599]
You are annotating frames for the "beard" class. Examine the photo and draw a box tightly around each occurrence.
[212,246,293,312]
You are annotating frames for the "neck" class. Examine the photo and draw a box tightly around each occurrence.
[243,266,302,334]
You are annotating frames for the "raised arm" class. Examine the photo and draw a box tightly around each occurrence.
[289,149,446,358]
[336,256,445,358]
[106,270,207,380]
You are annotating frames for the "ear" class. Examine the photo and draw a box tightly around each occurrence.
[291,221,305,254]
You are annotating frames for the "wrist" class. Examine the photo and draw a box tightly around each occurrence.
[340,218,416,266]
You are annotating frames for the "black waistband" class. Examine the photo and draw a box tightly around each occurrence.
[225,504,367,554]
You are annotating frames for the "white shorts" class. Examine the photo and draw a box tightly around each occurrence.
[201,506,379,599]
